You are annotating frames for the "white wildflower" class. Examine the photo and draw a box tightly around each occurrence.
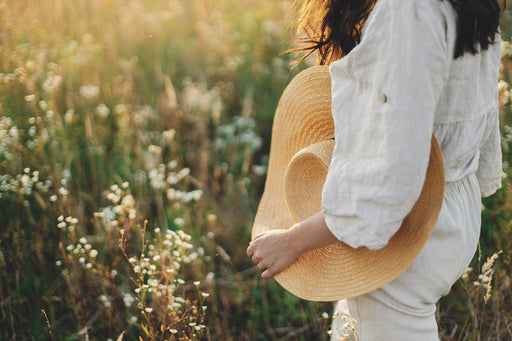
[24,94,36,102]
[95,104,110,119]
[174,217,185,226]
[79,85,100,100]
[148,144,162,155]
[64,109,74,125]
[121,194,135,208]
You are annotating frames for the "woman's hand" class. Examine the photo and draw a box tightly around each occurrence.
[247,211,339,279]
[246,229,301,279]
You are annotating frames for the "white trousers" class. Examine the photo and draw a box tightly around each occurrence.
[331,173,482,341]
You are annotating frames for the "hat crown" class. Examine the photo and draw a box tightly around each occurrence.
[285,139,335,222]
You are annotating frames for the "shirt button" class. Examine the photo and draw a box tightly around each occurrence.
[378,94,387,103]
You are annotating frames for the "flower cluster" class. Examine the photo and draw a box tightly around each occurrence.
[0,167,69,206]
[214,115,262,152]
[122,221,208,340]
[146,159,204,206]
[212,114,267,188]
[64,235,99,269]
[327,310,358,341]
[461,251,502,303]
[181,78,222,117]
[58,215,79,232]
[60,180,208,340]
[42,67,63,95]
[0,117,19,162]
[101,183,138,222]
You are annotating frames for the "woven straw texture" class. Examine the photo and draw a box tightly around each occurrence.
[252,65,445,302]
[285,139,335,222]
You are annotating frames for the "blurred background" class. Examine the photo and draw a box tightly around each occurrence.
[0,0,511,340]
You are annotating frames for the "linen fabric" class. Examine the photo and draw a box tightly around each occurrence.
[322,0,502,250]
[331,173,482,341]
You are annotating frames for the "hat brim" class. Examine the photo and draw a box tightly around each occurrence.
[251,65,445,301]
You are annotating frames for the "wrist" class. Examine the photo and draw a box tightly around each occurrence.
[287,211,339,256]
[287,222,312,255]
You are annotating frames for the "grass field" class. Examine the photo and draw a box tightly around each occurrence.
[0,0,511,340]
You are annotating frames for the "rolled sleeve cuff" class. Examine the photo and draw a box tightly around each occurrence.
[479,177,502,197]
[323,209,399,250]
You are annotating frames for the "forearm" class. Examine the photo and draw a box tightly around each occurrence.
[288,211,339,255]
[247,210,339,279]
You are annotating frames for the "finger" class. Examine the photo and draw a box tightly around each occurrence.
[253,232,266,241]
[247,237,260,257]
[260,268,273,279]
[251,255,260,264]
[257,261,267,271]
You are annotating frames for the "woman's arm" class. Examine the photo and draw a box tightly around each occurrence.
[246,211,339,279]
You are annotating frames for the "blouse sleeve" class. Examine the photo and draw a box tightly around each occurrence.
[322,0,452,250]
[477,101,503,197]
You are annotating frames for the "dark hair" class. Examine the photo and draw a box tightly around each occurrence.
[292,0,504,64]
[448,0,503,58]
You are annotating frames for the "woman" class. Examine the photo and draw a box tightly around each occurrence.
[247,0,503,339]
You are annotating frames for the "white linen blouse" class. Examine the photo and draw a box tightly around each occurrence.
[322,0,502,250]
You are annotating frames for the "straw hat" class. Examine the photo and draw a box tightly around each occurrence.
[251,65,445,302]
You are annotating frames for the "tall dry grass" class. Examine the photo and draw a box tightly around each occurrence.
[0,0,511,340]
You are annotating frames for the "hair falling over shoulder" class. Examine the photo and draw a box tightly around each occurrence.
[291,0,504,65]
[291,0,376,65]
[447,0,503,59]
